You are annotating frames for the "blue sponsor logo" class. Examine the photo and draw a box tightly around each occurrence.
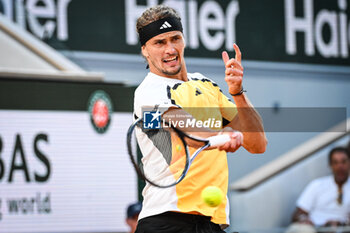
[143,110,161,129]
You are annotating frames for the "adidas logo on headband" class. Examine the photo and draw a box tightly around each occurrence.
[160,21,172,29]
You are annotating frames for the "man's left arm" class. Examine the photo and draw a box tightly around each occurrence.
[222,44,267,154]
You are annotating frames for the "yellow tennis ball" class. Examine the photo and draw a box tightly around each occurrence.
[201,186,223,207]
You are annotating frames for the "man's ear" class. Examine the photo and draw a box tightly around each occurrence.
[182,35,186,48]
[141,45,149,58]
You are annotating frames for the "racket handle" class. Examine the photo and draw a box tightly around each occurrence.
[208,134,231,147]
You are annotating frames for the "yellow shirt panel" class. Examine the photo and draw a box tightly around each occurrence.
[168,77,237,224]
[170,79,237,127]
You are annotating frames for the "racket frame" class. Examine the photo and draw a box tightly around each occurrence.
[127,118,224,188]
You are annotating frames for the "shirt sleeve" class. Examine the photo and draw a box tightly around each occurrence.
[217,89,237,122]
[134,83,181,119]
[194,72,237,123]
[296,180,318,212]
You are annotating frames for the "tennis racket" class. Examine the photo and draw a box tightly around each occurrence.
[127,117,241,188]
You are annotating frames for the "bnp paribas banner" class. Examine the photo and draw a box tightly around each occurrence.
[0,78,137,232]
[0,0,350,65]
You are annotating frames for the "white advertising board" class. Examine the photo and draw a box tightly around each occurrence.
[0,110,137,233]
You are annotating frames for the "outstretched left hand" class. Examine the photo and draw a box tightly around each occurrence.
[222,43,244,95]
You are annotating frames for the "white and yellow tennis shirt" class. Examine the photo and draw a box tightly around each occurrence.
[133,72,237,225]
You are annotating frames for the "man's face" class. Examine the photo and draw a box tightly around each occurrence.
[142,31,185,78]
[330,151,350,184]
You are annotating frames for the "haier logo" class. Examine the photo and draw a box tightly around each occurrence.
[125,0,240,51]
[0,0,71,40]
[285,0,350,58]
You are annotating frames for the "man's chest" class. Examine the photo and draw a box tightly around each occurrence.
[314,185,350,212]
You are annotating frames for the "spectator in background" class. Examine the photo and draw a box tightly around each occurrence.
[286,147,350,233]
[126,202,142,233]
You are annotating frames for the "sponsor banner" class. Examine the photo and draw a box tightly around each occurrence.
[1,0,350,65]
[0,110,136,233]
[0,78,137,232]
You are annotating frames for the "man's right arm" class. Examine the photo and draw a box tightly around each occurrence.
[291,180,319,225]
[291,207,313,225]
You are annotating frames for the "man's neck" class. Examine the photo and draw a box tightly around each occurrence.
[335,176,348,187]
[174,69,188,82]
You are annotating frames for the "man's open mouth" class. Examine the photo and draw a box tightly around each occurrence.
[163,56,178,63]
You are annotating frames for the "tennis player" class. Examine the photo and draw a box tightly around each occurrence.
[133,5,267,233]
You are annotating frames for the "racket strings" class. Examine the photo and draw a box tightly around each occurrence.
[143,128,173,165]
[132,122,188,187]
[130,119,215,187]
